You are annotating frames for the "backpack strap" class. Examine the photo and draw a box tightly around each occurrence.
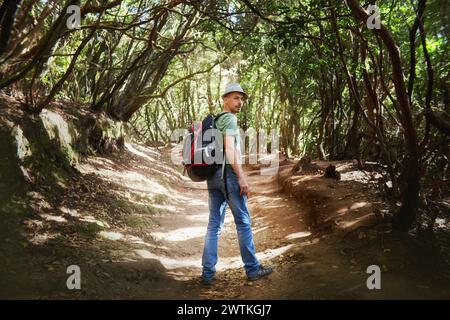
[214,111,229,123]
[214,111,230,200]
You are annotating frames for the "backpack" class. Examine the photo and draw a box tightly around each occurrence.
[182,112,229,181]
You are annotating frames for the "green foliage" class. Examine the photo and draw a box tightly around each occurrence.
[116,199,160,215]
[152,194,169,205]
[74,222,104,238]
[122,215,152,229]
[1,0,448,228]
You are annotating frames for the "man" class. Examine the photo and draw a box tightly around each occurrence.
[201,83,273,285]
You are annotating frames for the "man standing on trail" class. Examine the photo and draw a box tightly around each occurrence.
[201,82,273,285]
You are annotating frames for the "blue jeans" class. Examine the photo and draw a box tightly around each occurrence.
[202,166,261,280]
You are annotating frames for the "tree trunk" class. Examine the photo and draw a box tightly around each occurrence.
[0,0,22,57]
[407,0,427,102]
[0,0,80,90]
[347,0,421,231]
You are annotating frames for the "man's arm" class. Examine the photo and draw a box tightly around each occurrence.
[224,135,248,196]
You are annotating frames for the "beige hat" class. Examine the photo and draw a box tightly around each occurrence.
[221,82,248,99]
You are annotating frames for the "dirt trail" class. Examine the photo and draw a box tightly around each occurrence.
[2,143,449,299]
[82,144,450,299]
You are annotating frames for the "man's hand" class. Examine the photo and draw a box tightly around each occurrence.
[238,175,249,196]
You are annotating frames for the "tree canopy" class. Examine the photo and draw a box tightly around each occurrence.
[0,0,449,231]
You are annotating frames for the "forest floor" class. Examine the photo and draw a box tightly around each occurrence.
[1,142,450,299]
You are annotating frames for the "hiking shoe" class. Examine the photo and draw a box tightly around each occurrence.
[247,265,273,281]
[201,277,215,286]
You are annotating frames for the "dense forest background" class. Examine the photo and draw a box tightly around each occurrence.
[0,0,449,235]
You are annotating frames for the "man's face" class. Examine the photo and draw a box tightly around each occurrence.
[224,92,246,113]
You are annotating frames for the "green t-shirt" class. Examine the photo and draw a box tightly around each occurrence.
[215,112,241,165]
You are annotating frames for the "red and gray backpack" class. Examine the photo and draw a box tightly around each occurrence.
[182,112,229,181]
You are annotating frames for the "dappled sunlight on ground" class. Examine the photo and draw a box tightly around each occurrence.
[78,163,169,194]
[298,237,321,246]
[58,206,109,227]
[289,176,318,188]
[285,231,312,240]
[125,143,157,162]
[253,226,269,234]
[98,231,171,251]
[79,215,110,227]
[11,141,449,299]
[60,206,81,217]
[259,167,279,176]
[134,249,200,269]
[150,204,179,214]
[253,216,267,224]
[350,201,369,210]
[435,218,450,231]
[124,235,171,250]
[335,162,355,172]
[184,213,210,222]
[167,192,209,207]
[127,143,161,158]
[337,213,378,230]
[99,231,124,241]
[126,143,189,182]
[149,226,206,242]
[337,201,370,215]
[29,232,61,245]
[39,213,67,223]
[134,243,295,271]
[255,244,293,261]
[86,156,116,167]
[223,213,235,226]
[77,144,192,195]
[338,162,384,183]
[251,195,284,203]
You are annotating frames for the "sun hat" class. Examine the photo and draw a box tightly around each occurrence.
[221,82,248,99]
